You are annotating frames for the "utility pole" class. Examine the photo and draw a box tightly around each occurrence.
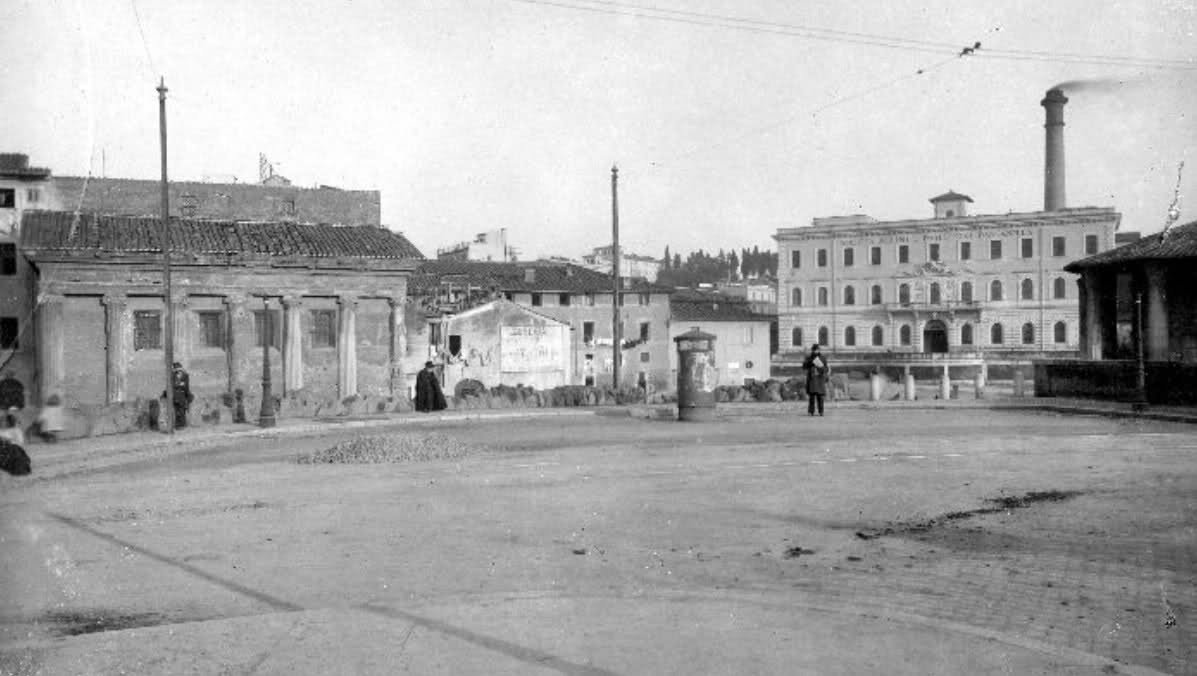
[1135,291,1147,405]
[611,165,622,389]
[158,77,175,434]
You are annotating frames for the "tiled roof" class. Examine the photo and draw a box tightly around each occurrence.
[929,190,973,203]
[19,210,424,260]
[410,259,672,294]
[670,298,773,322]
[1064,220,1197,271]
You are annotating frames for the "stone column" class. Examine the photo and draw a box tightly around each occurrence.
[282,296,304,393]
[36,293,65,403]
[223,295,247,394]
[1080,273,1102,359]
[171,294,190,367]
[101,294,128,404]
[1144,263,1169,361]
[337,296,358,398]
[387,297,404,396]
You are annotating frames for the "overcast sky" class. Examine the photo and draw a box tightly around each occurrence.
[4,0,1194,260]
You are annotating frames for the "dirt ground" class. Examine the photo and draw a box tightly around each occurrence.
[1,406,1194,675]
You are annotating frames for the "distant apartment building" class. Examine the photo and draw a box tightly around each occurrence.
[0,154,53,396]
[581,244,660,283]
[718,278,777,316]
[774,191,1121,357]
[436,228,512,262]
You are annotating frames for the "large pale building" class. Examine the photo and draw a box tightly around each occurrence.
[774,191,1121,358]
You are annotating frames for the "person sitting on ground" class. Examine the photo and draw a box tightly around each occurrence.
[0,408,25,446]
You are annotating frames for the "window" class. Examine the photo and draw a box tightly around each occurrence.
[960,241,972,260]
[990,280,1003,301]
[584,293,596,306]
[818,287,828,306]
[558,293,571,306]
[990,240,1002,259]
[961,323,974,345]
[0,244,15,275]
[929,282,941,304]
[899,324,912,346]
[640,351,650,363]
[134,310,162,350]
[870,246,881,265]
[0,189,14,208]
[991,323,1004,345]
[583,321,595,344]
[531,293,542,306]
[197,311,224,349]
[791,250,801,268]
[871,325,883,346]
[638,293,650,306]
[254,310,281,348]
[817,326,829,346]
[844,326,856,346]
[26,188,40,203]
[1054,321,1067,343]
[929,243,940,262]
[817,249,828,267]
[279,199,296,216]
[1085,234,1099,255]
[639,322,650,341]
[870,284,882,305]
[961,281,973,303]
[843,247,855,267]
[310,309,337,348]
[1053,277,1067,299]
[791,327,803,347]
[449,335,462,357]
[743,326,754,343]
[1021,237,1033,258]
[791,288,803,307]
[843,285,855,305]
[0,317,17,349]
[898,245,909,263]
[898,283,910,304]
[1022,322,1035,345]
[1052,236,1066,257]
[1021,278,1034,301]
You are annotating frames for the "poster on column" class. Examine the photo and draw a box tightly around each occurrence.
[501,325,564,373]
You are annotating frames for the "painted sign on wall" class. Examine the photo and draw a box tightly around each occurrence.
[501,325,565,372]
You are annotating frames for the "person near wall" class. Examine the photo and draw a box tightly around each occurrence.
[803,343,829,417]
[415,361,447,413]
[171,362,193,429]
[34,394,64,443]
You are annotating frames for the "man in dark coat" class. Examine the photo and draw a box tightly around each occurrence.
[171,362,193,429]
[802,344,829,417]
[414,361,447,412]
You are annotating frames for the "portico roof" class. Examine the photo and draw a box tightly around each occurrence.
[1064,220,1197,271]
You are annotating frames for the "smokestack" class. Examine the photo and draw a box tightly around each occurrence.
[1041,88,1068,211]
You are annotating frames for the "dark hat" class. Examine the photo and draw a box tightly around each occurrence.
[172,362,183,369]
[811,343,821,351]
[424,361,435,368]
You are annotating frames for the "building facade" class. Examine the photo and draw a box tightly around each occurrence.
[774,193,1121,359]
[435,300,573,392]
[20,211,421,412]
[0,154,53,401]
[436,228,512,262]
[580,245,661,283]
[669,298,772,386]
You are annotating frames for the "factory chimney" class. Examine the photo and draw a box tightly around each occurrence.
[1041,88,1068,211]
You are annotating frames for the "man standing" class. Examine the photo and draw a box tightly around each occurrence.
[171,362,192,429]
[414,361,447,412]
[803,344,829,417]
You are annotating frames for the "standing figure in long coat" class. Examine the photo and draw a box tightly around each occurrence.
[802,344,829,417]
[414,361,447,412]
[171,362,193,429]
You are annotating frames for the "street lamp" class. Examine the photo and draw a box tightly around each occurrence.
[259,297,276,427]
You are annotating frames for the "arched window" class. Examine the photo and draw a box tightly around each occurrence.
[817,326,829,347]
[929,282,941,304]
[961,323,974,345]
[871,325,884,346]
[871,284,883,305]
[791,287,803,307]
[791,327,803,347]
[844,326,856,346]
[961,281,973,303]
[843,285,856,305]
[991,323,1004,345]
[1054,321,1067,343]
[990,280,1003,301]
[899,283,911,304]
[1021,278,1034,300]
[818,287,829,306]
[1053,277,1067,299]
[899,324,912,346]
[1022,322,1035,344]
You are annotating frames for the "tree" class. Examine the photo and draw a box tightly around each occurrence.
[663,245,671,269]
[727,250,740,281]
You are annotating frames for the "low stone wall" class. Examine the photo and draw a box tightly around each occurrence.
[1034,359,1197,405]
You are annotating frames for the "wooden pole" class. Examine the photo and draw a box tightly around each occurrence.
[611,165,621,389]
[158,77,175,434]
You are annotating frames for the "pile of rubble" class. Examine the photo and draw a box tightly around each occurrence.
[296,432,476,464]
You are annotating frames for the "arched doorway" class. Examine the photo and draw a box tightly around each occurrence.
[923,319,948,354]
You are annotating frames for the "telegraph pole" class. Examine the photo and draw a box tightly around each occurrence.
[611,165,622,389]
[158,77,175,434]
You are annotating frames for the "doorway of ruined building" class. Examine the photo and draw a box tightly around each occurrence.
[923,319,949,353]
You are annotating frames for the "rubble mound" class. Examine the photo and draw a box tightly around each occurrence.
[297,432,476,464]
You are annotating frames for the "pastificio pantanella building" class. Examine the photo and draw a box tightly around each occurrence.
[774,88,1122,365]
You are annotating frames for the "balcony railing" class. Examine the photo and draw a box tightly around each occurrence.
[882,299,980,312]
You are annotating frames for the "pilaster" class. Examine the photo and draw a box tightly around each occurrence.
[36,293,66,403]
[101,294,128,403]
[337,296,358,398]
[282,296,304,393]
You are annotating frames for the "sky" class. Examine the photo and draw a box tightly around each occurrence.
[3,0,1194,261]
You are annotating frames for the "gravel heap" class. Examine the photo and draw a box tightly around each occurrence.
[297,432,475,464]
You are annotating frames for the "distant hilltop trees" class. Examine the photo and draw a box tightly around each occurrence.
[658,245,777,288]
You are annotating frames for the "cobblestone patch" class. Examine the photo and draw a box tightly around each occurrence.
[297,432,478,464]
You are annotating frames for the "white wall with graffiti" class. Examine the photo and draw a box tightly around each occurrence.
[437,300,572,392]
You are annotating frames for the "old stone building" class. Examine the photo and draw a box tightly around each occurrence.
[19,211,422,413]
[669,295,772,387]
[436,299,573,393]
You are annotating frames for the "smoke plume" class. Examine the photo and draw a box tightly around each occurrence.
[1051,76,1143,93]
